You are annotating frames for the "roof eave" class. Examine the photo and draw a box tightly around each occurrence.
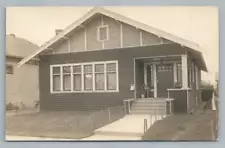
[17,6,203,67]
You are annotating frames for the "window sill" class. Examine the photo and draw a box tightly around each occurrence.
[51,90,119,94]
[167,88,191,91]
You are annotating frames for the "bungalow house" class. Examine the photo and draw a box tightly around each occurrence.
[18,7,207,114]
[6,34,39,109]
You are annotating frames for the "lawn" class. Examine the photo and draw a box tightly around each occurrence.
[142,108,218,141]
[6,111,96,139]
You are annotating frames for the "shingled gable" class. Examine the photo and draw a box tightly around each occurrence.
[17,7,204,69]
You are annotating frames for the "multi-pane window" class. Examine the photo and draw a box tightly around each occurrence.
[52,67,61,91]
[98,26,109,41]
[73,65,82,91]
[188,67,192,88]
[50,61,118,93]
[63,66,71,91]
[84,65,93,91]
[106,63,117,90]
[95,64,105,90]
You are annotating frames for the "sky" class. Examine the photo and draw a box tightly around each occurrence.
[6,6,219,83]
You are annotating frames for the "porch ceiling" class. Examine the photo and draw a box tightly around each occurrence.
[134,45,208,72]
[137,56,181,63]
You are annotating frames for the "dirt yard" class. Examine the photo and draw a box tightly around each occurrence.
[142,108,218,141]
[6,111,95,139]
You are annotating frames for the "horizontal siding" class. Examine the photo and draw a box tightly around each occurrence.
[168,90,188,113]
[39,43,185,111]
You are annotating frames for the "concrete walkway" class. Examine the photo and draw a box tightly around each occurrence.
[83,114,167,140]
[6,114,167,141]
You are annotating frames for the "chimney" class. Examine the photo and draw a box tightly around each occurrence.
[9,34,16,37]
[55,29,63,35]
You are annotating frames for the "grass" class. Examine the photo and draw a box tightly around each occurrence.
[142,107,218,141]
[6,111,96,139]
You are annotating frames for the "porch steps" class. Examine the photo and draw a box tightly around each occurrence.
[130,98,167,115]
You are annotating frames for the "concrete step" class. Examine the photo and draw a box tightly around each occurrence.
[132,103,166,107]
[131,106,165,110]
[132,103,166,106]
[133,100,167,103]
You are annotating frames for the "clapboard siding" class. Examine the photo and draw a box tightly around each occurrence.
[39,43,185,111]
[168,90,188,113]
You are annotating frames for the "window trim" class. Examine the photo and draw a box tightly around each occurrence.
[50,60,119,94]
[173,62,182,85]
[97,25,109,42]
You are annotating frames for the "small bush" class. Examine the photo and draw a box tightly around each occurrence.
[6,102,20,111]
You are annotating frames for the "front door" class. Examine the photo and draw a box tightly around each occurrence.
[156,63,174,97]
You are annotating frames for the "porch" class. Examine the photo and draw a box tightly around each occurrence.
[126,53,202,114]
[134,55,186,99]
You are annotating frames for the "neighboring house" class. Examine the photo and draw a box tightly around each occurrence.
[6,34,39,109]
[18,7,207,113]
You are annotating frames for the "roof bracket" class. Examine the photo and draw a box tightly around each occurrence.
[78,24,84,28]
[61,36,69,40]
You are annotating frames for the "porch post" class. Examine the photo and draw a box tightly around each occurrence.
[144,63,147,86]
[153,63,157,98]
[181,54,188,89]
[173,63,177,83]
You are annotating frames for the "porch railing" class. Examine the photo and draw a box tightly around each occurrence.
[123,98,136,114]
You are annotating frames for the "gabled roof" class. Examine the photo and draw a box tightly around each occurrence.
[17,6,203,68]
[6,34,39,58]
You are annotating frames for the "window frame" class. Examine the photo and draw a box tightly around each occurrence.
[173,62,182,87]
[97,25,109,42]
[50,60,119,94]
[6,64,14,74]
[52,66,61,92]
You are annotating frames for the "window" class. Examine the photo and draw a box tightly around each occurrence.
[6,64,14,74]
[195,66,199,89]
[188,67,192,88]
[84,65,93,91]
[52,67,61,91]
[73,65,82,91]
[106,63,117,90]
[98,26,109,41]
[95,64,105,90]
[63,66,71,91]
[50,61,118,93]
[176,63,182,84]
[192,63,195,83]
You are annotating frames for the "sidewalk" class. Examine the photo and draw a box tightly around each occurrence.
[6,135,75,141]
